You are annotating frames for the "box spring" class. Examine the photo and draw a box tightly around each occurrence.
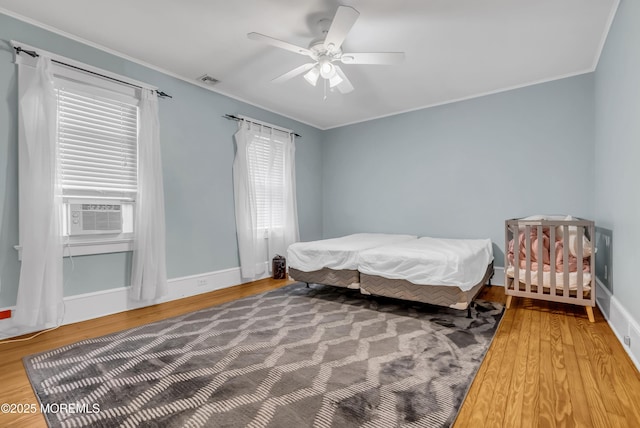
[359,262,494,310]
[288,267,360,289]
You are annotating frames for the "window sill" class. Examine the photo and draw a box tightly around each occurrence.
[15,238,133,260]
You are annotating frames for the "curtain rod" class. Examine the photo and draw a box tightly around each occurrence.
[223,114,301,138]
[14,46,172,99]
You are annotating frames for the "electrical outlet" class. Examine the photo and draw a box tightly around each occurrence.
[624,336,631,346]
[196,278,208,287]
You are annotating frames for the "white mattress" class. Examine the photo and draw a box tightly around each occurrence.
[287,233,417,272]
[506,266,592,291]
[357,237,494,291]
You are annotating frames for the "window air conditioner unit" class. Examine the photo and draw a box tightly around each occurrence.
[68,201,123,236]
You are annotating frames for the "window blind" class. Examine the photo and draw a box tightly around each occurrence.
[57,87,138,198]
[247,133,286,229]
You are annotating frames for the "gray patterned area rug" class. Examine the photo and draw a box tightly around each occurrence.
[24,283,503,428]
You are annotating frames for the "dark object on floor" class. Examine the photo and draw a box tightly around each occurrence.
[272,254,287,279]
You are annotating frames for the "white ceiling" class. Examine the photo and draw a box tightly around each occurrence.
[0,0,619,130]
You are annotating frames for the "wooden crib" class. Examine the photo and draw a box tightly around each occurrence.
[504,217,596,322]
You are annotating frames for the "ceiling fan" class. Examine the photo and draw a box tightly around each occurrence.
[248,5,405,94]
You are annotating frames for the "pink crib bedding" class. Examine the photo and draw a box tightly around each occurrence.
[508,227,590,274]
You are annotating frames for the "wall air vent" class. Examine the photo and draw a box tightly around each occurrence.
[198,74,219,85]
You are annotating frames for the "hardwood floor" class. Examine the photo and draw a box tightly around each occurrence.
[455,286,640,428]
[0,279,638,427]
[0,278,291,428]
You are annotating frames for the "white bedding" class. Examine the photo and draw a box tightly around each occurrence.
[357,237,494,291]
[287,233,417,272]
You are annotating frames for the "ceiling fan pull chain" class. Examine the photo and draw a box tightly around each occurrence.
[323,78,327,100]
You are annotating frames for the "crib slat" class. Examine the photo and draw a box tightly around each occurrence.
[505,221,510,292]
[525,225,532,294]
[563,225,570,298]
[549,226,557,296]
[589,224,596,306]
[513,224,519,294]
[537,225,544,295]
[577,226,584,302]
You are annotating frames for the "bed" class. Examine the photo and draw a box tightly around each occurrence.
[357,237,495,313]
[287,233,417,289]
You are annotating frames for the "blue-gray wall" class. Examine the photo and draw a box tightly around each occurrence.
[594,0,640,323]
[0,12,323,307]
[322,75,596,264]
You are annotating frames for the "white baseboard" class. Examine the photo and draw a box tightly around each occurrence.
[595,278,640,372]
[0,263,270,340]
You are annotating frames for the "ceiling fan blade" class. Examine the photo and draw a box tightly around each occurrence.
[333,66,354,94]
[248,32,314,57]
[340,52,405,65]
[324,6,360,52]
[272,63,317,83]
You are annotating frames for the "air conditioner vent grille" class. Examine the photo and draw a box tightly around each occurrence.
[82,211,122,231]
[68,202,122,236]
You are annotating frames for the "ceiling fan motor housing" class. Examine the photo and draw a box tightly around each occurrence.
[309,40,341,59]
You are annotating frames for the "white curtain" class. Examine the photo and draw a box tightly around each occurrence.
[15,57,64,328]
[233,121,299,279]
[130,89,168,301]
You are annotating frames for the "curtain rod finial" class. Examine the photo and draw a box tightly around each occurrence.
[14,46,39,58]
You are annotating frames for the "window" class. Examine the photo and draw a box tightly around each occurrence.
[56,84,138,239]
[16,46,144,257]
[233,118,299,279]
[247,132,286,230]
[58,87,138,199]
[15,43,168,304]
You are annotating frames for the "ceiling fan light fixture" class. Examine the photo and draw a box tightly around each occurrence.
[329,73,343,88]
[303,66,320,86]
[319,60,336,79]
